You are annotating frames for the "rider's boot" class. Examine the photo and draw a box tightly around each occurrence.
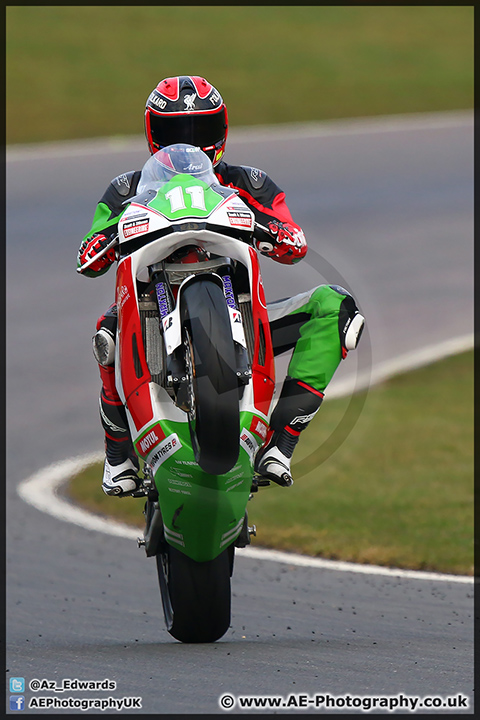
[103,457,140,497]
[99,388,140,497]
[254,377,324,487]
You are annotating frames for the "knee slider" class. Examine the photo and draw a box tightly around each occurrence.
[335,290,365,351]
[93,327,116,367]
[344,311,365,350]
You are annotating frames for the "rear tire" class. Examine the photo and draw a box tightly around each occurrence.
[156,543,233,643]
[182,278,239,476]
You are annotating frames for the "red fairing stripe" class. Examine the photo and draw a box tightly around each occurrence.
[248,247,275,416]
[116,258,154,431]
[128,383,154,433]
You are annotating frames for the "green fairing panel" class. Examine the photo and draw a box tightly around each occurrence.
[149,411,261,562]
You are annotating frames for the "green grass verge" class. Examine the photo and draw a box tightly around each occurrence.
[67,350,473,575]
[6,6,473,144]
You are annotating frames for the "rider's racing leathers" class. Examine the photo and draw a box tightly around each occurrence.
[78,160,364,490]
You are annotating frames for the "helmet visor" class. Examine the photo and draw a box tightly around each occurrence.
[148,108,227,151]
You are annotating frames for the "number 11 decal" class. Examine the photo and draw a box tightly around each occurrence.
[165,185,207,213]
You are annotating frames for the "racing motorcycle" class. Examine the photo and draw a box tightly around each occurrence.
[81,144,276,643]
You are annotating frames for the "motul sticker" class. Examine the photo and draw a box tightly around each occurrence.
[135,424,166,457]
[249,416,268,440]
[240,428,257,459]
[123,219,150,237]
[149,433,182,472]
[227,211,253,228]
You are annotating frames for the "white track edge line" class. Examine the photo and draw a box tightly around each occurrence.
[16,335,474,584]
[6,110,473,162]
[16,454,472,584]
[17,452,137,539]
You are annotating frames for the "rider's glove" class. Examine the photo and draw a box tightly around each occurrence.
[254,220,307,265]
[78,233,117,275]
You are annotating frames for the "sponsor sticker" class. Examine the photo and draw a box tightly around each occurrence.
[170,467,193,478]
[222,275,236,309]
[249,417,268,440]
[117,284,130,310]
[167,478,192,488]
[227,211,253,228]
[122,211,148,222]
[123,219,150,238]
[135,424,166,457]
[149,433,182,472]
[239,428,258,459]
[155,282,170,319]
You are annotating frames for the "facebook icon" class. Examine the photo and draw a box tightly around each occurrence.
[10,696,25,711]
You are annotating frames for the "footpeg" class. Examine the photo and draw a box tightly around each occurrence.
[235,513,256,548]
[250,475,271,493]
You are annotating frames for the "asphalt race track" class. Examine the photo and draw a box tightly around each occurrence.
[6,112,474,714]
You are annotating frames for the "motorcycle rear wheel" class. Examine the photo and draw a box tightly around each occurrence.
[156,543,234,643]
[181,278,240,476]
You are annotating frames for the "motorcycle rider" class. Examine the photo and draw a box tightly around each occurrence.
[78,75,364,497]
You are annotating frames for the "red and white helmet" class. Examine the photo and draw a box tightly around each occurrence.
[145,76,228,165]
